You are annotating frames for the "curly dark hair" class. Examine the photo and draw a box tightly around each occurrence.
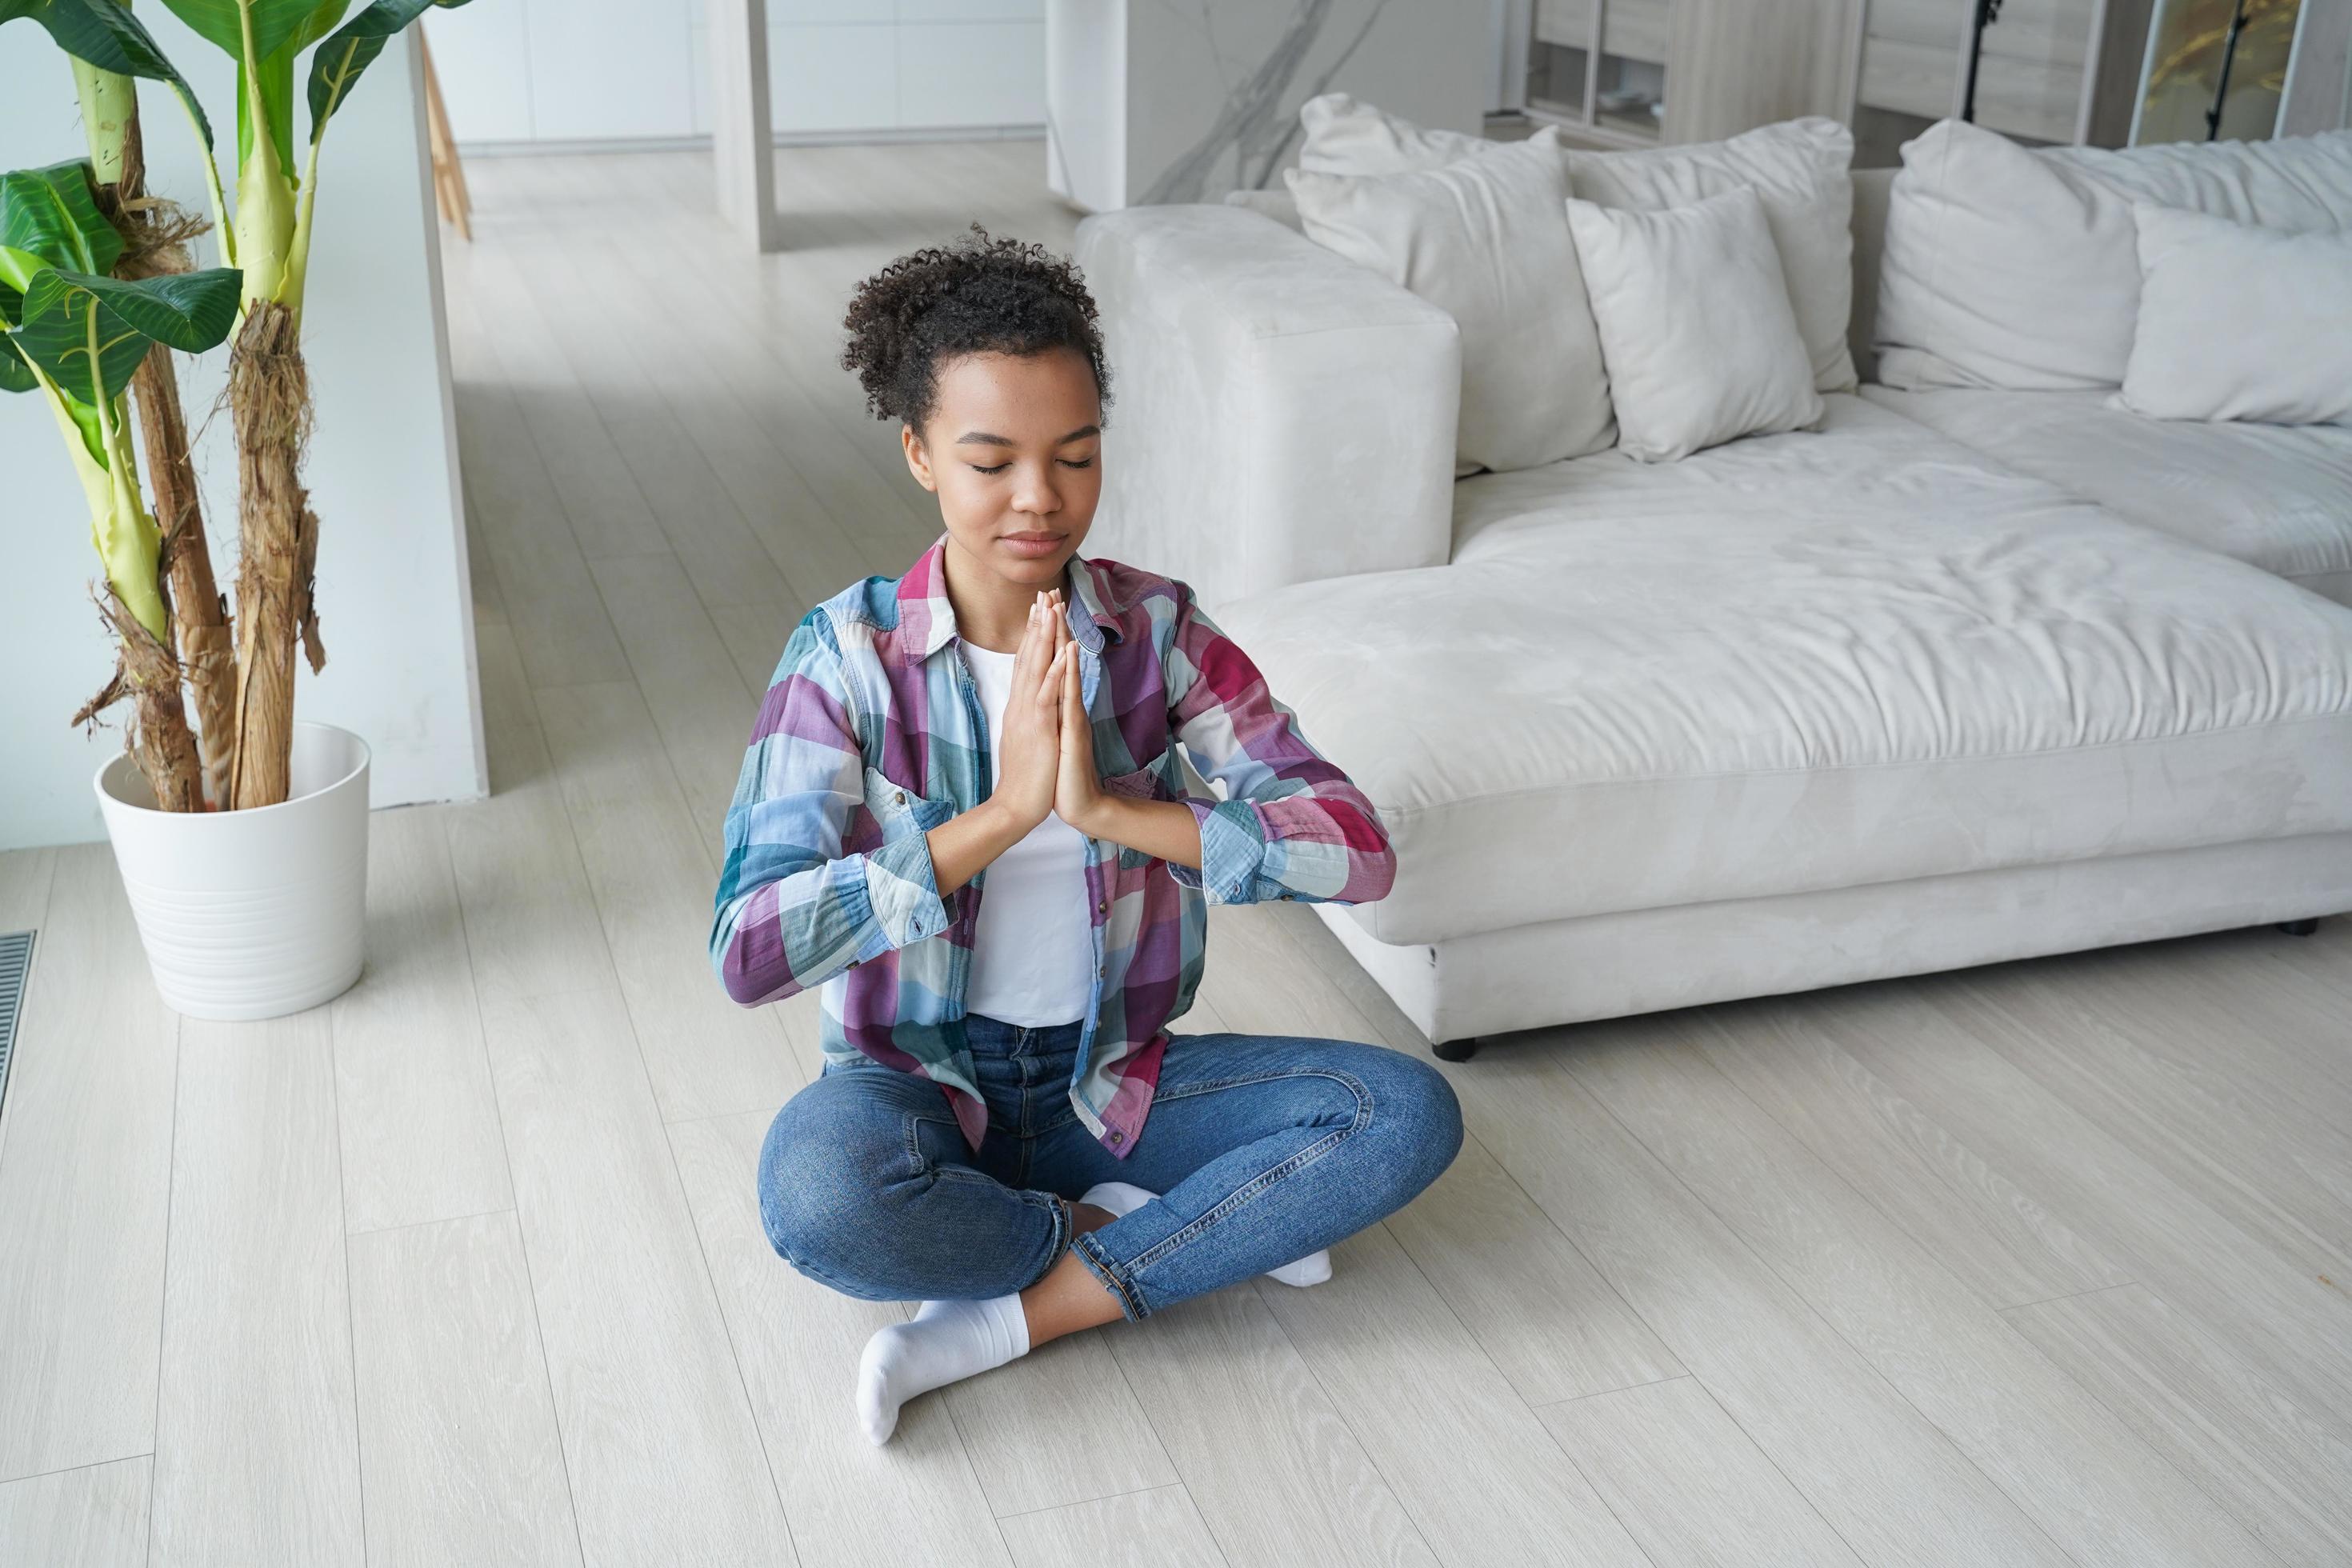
[839,222,1113,435]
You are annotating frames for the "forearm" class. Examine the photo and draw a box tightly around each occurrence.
[924,798,1045,895]
[1072,795,1205,872]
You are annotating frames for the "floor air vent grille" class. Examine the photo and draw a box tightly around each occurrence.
[0,931,31,1121]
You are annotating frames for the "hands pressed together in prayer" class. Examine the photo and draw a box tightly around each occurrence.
[992,585,1107,838]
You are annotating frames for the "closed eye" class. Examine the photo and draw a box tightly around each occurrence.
[968,458,1097,474]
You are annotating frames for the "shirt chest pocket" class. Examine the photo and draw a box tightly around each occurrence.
[862,764,956,846]
[1097,746,1180,872]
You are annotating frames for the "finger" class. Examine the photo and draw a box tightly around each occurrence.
[1037,642,1068,711]
[1014,594,1047,682]
[1035,591,1061,666]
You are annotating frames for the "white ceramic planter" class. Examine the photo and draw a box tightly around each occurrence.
[94,720,371,1020]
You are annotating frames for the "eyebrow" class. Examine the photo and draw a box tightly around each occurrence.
[955,424,1101,447]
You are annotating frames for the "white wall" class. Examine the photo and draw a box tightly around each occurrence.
[1046,0,1490,210]
[424,0,1047,147]
[0,26,482,850]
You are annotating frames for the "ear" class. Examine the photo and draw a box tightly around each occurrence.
[901,422,938,492]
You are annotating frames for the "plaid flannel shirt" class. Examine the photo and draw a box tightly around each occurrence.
[709,530,1397,1158]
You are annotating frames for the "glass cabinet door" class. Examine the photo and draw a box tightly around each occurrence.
[1526,0,1666,142]
[1597,0,1669,139]
[1530,0,1595,118]
[1966,0,2099,142]
[1854,0,2100,162]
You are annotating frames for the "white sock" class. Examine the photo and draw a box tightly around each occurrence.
[855,1291,1030,1446]
[1080,1180,1334,1288]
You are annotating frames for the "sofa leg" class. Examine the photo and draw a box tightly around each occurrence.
[2278,918,2322,937]
[1434,1036,1480,1062]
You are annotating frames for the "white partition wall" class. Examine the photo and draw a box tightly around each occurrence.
[1044,0,1490,211]
[0,29,482,850]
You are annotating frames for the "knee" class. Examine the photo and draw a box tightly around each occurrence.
[757,1100,886,1274]
[1365,1050,1463,1196]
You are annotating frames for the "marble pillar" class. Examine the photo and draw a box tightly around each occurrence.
[1046,0,1490,212]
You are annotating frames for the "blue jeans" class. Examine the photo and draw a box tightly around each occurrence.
[756,1012,1464,1321]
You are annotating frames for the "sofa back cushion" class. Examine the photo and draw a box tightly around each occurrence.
[1565,117,1859,395]
[1286,128,1617,473]
[1298,91,1494,177]
[2118,205,2352,426]
[1875,118,2352,392]
[1567,186,1826,462]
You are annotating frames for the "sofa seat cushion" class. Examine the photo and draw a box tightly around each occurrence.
[1863,386,2352,607]
[1210,396,2352,946]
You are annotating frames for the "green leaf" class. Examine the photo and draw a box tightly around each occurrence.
[237,53,300,177]
[156,0,341,65]
[0,162,124,277]
[283,0,353,55]
[9,265,240,404]
[0,338,38,394]
[251,0,345,172]
[0,0,214,149]
[306,0,470,138]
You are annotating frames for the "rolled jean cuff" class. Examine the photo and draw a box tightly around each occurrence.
[1070,1230,1151,1322]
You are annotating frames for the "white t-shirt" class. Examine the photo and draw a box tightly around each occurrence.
[957,642,1095,1026]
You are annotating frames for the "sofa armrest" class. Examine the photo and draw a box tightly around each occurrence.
[1073,204,1460,612]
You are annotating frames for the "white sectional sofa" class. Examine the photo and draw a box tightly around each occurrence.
[1072,114,2352,1060]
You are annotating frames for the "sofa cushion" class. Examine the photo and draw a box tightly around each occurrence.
[1565,117,1859,396]
[1287,128,1616,474]
[1875,119,2352,393]
[1862,386,2352,607]
[1210,395,2352,945]
[1565,186,1823,462]
[2118,205,2352,427]
[1296,90,1497,177]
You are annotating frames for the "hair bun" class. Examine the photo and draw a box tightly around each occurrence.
[840,222,1112,433]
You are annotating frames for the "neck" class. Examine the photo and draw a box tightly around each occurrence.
[942,535,1070,653]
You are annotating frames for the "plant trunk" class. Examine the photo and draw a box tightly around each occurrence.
[76,585,204,814]
[102,90,240,810]
[78,56,218,812]
[226,300,322,810]
[134,347,238,807]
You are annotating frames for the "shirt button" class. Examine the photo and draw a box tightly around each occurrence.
[894,790,906,806]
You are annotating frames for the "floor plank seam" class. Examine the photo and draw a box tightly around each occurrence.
[327,1006,369,1564]
[141,1016,182,1566]
[0,1453,156,1490]
[438,806,593,1568]
[1993,1281,2141,1316]
[344,1204,522,1241]
[1537,1047,2085,1568]
[1685,1369,1878,1568]
[1239,1228,1450,1566]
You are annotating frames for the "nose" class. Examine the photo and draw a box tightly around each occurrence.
[1010,462,1062,519]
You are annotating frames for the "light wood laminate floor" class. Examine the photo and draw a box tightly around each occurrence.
[4,141,2350,1566]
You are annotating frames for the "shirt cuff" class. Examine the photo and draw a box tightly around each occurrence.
[862,830,952,949]
[1167,797,1268,905]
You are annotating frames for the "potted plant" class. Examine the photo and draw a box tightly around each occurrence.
[3,0,465,1018]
